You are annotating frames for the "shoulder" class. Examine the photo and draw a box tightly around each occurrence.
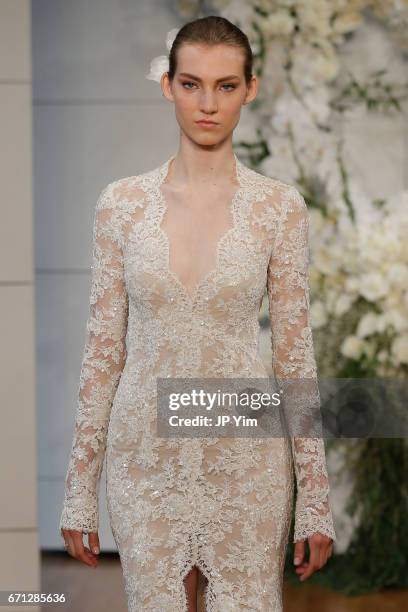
[92,164,162,243]
[95,160,166,213]
[264,176,307,214]
[95,175,146,211]
[245,164,307,218]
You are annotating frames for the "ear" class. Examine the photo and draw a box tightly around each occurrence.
[244,74,259,105]
[161,72,174,102]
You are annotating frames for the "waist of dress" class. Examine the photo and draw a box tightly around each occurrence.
[123,350,270,378]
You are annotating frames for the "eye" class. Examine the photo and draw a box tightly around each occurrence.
[181,81,237,91]
[181,81,197,89]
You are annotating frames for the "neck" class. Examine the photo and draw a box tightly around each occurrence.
[166,144,237,188]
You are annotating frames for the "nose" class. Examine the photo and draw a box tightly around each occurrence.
[199,89,218,114]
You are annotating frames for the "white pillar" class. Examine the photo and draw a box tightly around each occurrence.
[0,1,40,610]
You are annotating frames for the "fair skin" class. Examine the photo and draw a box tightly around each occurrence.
[61,41,333,609]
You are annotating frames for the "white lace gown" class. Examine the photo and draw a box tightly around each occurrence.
[59,153,336,611]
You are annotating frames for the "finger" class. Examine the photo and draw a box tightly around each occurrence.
[316,537,328,568]
[65,532,76,557]
[88,532,100,555]
[83,544,98,566]
[300,539,320,581]
[326,543,333,562]
[295,540,310,577]
[72,531,96,567]
[319,543,327,568]
[72,530,98,565]
[293,540,305,566]
[321,541,331,565]
[61,529,68,551]
[73,531,96,561]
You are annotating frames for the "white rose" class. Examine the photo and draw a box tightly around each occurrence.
[314,249,338,275]
[145,55,169,83]
[359,272,388,302]
[332,11,362,35]
[309,209,325,235]
[356,312,380,338]
[262,12,295,37]
[311,300,327,328]
[334,294,354,317]
[374,314,387,333]
[388,263,408,290]
[145,28,179,83]
[312,51,340,82]
[391,335,408,365]
[345,276,359,293]
[340,335,365,360]
[383,309,408,333]
[326,289,340,314]
[165,27,180,52]
[297,5,331,37]
[384,288,403,309]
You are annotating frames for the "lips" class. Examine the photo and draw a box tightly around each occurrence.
[196,120,218,125]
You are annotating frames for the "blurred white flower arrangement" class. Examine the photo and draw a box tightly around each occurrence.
[310,191,408,375]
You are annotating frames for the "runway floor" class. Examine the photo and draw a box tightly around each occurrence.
[42,551,408,612]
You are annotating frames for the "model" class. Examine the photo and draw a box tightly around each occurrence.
[60,15,336,612]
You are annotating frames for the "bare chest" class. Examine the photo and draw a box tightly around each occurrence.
[158,183,239,288]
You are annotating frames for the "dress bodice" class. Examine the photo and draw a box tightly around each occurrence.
[121,153,277,379]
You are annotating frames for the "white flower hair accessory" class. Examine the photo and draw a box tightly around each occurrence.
[145,27,180,83]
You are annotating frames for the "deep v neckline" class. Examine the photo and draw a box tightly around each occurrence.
[154,152,245,305]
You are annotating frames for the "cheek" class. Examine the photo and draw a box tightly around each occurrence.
[174,93,196,112]
[225,93,243,110]
[221,98,242,121]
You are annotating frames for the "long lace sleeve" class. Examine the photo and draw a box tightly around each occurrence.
[267,186,336,543]
[59,183,128,534]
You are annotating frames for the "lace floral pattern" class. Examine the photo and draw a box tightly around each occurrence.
[266,187,336,543]
[60,154,336,611]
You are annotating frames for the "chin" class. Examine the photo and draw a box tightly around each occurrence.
[197,140,221,148]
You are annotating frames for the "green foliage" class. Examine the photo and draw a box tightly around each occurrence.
[284,437,408,595]
[331,69,408,114]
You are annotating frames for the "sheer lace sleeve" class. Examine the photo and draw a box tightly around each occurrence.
[59,183,128,534]
[267,186,336,543]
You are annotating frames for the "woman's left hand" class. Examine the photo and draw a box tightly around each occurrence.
[293,533,333,581]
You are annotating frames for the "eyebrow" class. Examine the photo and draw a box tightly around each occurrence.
[178,72,240,82]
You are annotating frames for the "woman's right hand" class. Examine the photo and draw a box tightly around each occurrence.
[60,528,100,568]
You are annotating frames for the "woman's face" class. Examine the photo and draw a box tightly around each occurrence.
[161,43,258,146]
